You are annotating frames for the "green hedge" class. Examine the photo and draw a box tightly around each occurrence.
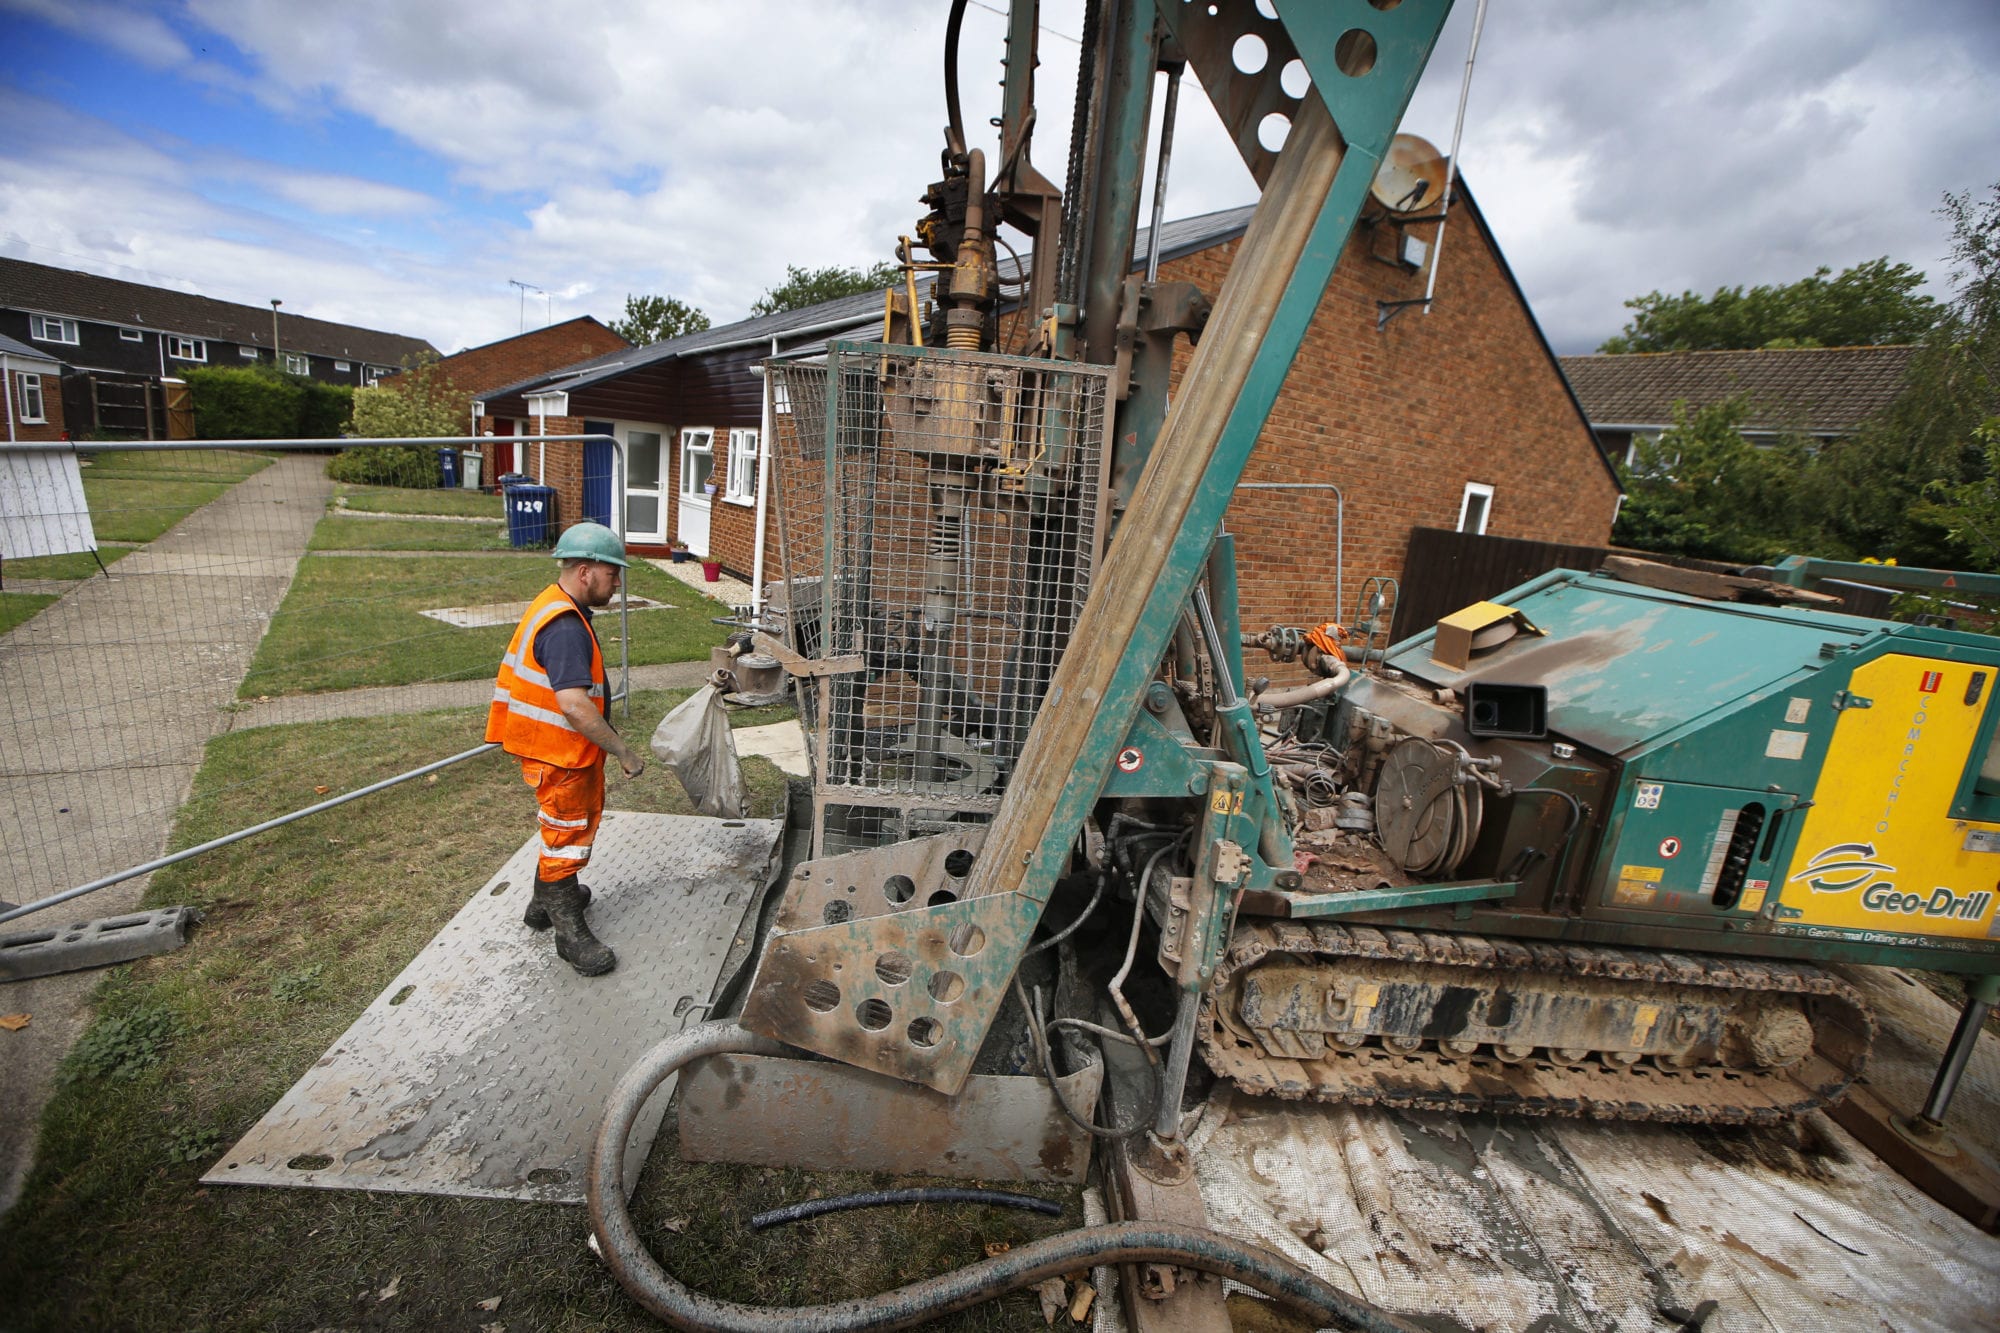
[184,365,352,440]
[324,444,440,488]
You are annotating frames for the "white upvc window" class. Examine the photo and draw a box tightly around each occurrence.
[120,327,143,342]
[14,372,45,423]
[725,428,758,503]
[334,360,350,371]
[283,352,310,374]
[1457,481,1494,535]
[239,345,260,359]
[29,314,79,344]
[681,427,716,500]
[167,336,206,362]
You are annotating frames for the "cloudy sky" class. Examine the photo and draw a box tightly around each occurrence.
[0,1,1993,356]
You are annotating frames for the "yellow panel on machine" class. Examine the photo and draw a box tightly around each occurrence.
[1784,654,2000,942]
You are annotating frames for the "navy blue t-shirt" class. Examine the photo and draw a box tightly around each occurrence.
[535,602,598,693]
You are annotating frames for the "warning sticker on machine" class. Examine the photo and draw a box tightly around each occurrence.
[1785,697,1812,724]
[1740,886,1768,913]
[1766,729,1809,760]
[1614,864,1663,906]
[1634,782,1663,810]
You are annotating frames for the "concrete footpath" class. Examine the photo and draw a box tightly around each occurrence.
[0,453,329,1215]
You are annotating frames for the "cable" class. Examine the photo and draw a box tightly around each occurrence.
[1021,870,1106,960]
[750,1188,1060,1232]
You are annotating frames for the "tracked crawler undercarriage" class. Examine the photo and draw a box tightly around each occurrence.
[1200,923,1877,1125]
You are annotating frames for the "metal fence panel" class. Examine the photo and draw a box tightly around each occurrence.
[0,436,627,923]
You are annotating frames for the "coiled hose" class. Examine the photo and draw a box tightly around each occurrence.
[587,1020,1425,1333]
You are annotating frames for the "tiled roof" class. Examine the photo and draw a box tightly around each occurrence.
[1558,346,1917,436]
[0,332,61,365]
[0,256,437,366]
[472,204,1266,402]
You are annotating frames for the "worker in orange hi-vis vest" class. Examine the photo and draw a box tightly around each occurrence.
[486,522,648,977]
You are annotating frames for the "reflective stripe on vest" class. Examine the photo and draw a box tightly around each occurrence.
[485,583,606,768]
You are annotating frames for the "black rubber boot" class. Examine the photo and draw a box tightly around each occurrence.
[534,875,615,977]
[523,879,591,930]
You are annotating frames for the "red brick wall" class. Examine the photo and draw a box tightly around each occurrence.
[435,318,630,401]
[1168,211,1618,637]
[6,365,65,441]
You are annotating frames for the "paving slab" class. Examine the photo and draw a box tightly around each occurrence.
[207,812,781,1203]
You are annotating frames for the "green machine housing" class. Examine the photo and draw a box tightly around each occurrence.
[1333,565,2000,978]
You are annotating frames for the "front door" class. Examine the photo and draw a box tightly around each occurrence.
[677,427,714,555]
[621,424,667,544]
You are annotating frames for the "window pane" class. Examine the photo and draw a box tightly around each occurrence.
[685,449,714,495]
[626,493,659,533]
[629,431,661,486]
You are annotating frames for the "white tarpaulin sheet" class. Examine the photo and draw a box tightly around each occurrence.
[0,447,96,560]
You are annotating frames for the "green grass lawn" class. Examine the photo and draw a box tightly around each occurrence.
[0,590,58,634]
[0,699,1068,1332]
[73,446,273,541]
[0,545,134,580]
[336,481,505,519]
[307,514,514,551]
[243,552,728,697]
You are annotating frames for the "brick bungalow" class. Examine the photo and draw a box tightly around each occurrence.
[473,177,1620,633]
[0,332,66,442]
[381,316,631,487]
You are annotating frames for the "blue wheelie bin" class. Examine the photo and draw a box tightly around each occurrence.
[437,447,460,489]
[506,484,556,547]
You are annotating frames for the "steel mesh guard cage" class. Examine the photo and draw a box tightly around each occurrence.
[770,342,1111,854]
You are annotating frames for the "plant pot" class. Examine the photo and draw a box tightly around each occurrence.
[670,550,691,563]
[701,560,722,583]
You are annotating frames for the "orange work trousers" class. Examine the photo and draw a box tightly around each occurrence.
[520,757,605,881]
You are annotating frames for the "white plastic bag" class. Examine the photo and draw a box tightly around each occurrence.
[649,684,747,817]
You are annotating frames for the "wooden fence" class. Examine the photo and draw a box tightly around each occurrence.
[1388,527,1895,645]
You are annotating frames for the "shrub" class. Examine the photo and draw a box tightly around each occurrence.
[325,443,441,487]
[185,365,301,439]
[184,365,352,440]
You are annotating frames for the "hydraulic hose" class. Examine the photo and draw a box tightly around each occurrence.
[587,1020,1426,1333]
[750,1187,1061,1232]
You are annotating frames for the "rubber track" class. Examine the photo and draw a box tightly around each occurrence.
[1199,921,1876,1126]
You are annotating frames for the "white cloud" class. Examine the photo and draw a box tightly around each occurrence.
[0,2,1993,359]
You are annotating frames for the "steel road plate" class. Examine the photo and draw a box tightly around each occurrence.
[205,812,781,1203]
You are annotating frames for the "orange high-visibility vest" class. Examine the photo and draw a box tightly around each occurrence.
[486,583,606,769]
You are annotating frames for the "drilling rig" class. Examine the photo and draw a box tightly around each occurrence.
[588,0,2000,1324]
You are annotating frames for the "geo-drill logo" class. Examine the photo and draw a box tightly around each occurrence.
[1788,842,1895,894]
[1790,842,1994,922]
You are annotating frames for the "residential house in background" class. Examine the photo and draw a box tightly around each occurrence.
[1559,345,1918,467]
[0,332,66,442]
[471,178,1621,640]
[0,256,435,439]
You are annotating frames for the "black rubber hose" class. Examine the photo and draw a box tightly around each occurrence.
[587,1020,1427,1333]
[750,1188,1061,1232]
[943,0,969,156]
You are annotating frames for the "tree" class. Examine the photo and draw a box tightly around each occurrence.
[330,353,468,487]
[610,293,710,346]
[1599,258,1940,354]
[1852,183,2000,568]
[1611,396,1811,563]
[750,261,902,317]
[350,353,467,438]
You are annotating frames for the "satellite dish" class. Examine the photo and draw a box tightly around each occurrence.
[1369,134,1449,216]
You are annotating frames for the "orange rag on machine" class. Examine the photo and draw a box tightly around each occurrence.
[1305,622,1348,662]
